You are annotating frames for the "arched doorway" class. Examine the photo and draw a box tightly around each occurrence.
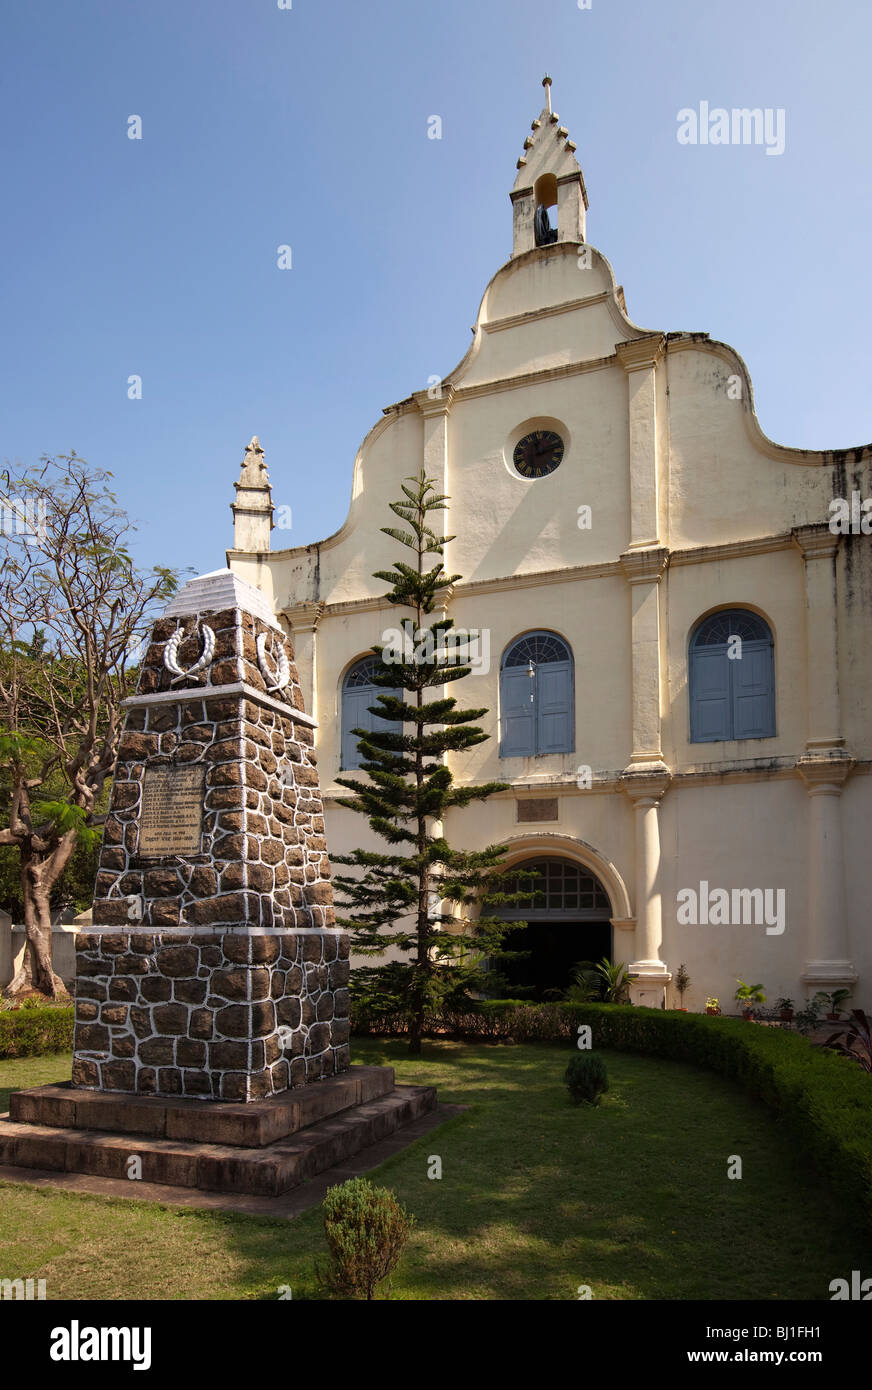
[489,856,614,1000]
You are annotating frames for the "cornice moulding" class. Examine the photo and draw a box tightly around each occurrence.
[122,681,318,727]
[615,334,667,372]
[791,523,841,560]
[482,290,613,336]
[619,547,670,584]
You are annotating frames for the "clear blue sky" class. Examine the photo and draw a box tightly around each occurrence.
[2,0,870,579]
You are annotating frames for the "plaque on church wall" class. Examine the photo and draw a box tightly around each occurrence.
[139,765,205,856]
[516,797,559,823]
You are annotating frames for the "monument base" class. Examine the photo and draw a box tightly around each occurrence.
[73,926,350,1103]
[1,1067,437,1198]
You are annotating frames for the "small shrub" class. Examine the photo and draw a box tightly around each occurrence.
[317,1177,415,1301]
[565,1052,609,1105]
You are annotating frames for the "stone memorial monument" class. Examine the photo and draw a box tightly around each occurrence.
[0,571,437,1198]
[74,568,346,1102]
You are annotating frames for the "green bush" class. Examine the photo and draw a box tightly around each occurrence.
[317,1177,415,1301]
[565,1051,609,1105]
[0,1004,74,1058]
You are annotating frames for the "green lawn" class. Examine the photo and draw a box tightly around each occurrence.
[0,1039,866,1300]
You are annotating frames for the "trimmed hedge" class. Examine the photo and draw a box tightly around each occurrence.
[0,1005,74,1059]
[353,1000,872,1226]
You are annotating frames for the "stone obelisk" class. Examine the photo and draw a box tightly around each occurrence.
[72,569,350,1102]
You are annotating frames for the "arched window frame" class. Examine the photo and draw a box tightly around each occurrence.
[340,656,402,771]
[495,856,612,921]
[688,608,776,743]
[499,630,575,758]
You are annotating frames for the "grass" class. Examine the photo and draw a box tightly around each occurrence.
[0,1039,867,1300]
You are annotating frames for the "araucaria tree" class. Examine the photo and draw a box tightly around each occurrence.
[0,456,179,996]
[333,470,523,1053]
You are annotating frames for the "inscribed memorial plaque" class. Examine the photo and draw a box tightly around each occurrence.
[139,765,205,856]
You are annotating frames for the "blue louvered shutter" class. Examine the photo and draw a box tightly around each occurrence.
[501,667,535,756]
[536,660,573,754]
[691,647,731,742]
[732,640,775,739]
[341,687,374,770]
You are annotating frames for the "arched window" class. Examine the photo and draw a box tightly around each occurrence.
[497,858,612,919]
[500,631,574,757]
[689,610,775,743]
[340,657,401,771]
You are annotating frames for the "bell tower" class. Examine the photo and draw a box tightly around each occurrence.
[511,75,588,257]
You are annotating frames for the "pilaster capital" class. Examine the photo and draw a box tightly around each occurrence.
[615,334,666,374]
[620,763,672,805]
[284,601,325,634]
[619,546,670,586]
[796,750,855,793]
[413,384,456,418]
[791,523,840,561]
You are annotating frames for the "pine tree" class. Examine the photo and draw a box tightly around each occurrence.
[332,471,527,1054]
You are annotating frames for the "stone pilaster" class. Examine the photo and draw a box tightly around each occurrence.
[615,335,666,551]
[619,546,670,769]
[621,770,672,1006]
[285,601,325,725]
[797,752,857,996]
[791,525,844,751]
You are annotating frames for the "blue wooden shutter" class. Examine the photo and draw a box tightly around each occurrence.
[500,667,535,756]
[341,687,373,770]
[731,640,775,739]
[342,685,401,769]
[690,647,731,742]
[536,660,573,754]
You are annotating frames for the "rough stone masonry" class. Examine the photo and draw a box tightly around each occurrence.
[72,569,350,1102]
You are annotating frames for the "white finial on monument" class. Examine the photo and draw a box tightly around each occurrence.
[543,74,552,115]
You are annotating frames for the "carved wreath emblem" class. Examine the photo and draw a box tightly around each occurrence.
[256,631,291,692]
[163,622,215,682]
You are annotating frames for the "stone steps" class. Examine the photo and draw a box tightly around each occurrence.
[0,1084,437,1198]
[10,1066,396,1147]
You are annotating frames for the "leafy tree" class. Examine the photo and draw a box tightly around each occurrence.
[0,456,180,996]
[332,470,528,1053]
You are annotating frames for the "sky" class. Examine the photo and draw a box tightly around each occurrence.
[2,0,870,580]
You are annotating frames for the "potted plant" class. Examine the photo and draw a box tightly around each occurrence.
[705,996,720,1016]
[735,980,766,1019]
[775,996,795,1023]
[815,988,851,1021]
[674,963,690,1011]
[822,1010,872,1072]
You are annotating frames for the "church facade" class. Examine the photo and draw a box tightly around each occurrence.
[227,80,872,1013]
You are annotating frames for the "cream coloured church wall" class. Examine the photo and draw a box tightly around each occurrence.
[478,242,614,329]
[837,538,872,757]
[840,774,872,1003]
[447,574,631,785]
[446,372,629,581]
[664,346,842,549]
[662,548,806,768]
[657,778,810,1012]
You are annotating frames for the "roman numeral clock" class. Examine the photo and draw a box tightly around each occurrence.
[512,428,565,479]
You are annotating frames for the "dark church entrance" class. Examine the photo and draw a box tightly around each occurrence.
[489,857,614,1002]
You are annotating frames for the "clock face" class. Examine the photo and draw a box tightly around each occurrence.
[513,429,564,479]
